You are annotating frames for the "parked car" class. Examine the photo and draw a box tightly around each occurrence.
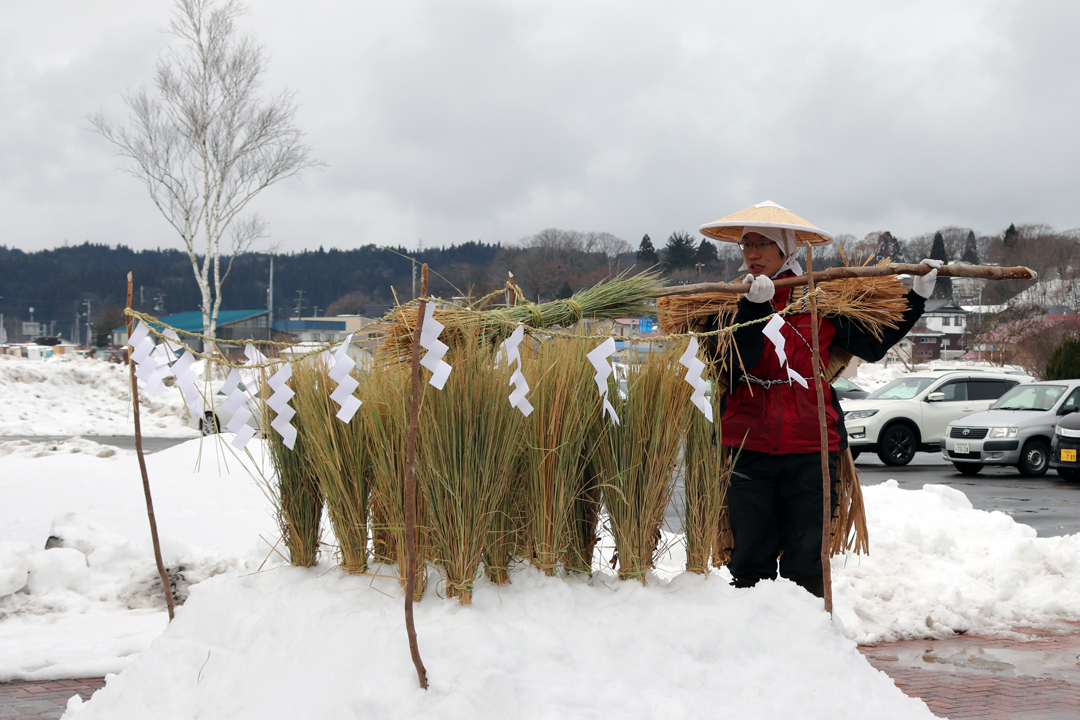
[943,380,1080,476]
[185,381,263,436]
[831,376,868,400]
[1050,409,1080,480]
[842,368,1033,466]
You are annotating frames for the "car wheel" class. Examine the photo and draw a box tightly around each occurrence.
[1057,467,1080,481]
[1017,439,1050,477]
[953,463,983,476]
[850,449,861,461]
[201,411,220,435]
[877,424,917,466]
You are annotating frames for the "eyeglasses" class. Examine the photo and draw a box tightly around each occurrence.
[738,240,776,252]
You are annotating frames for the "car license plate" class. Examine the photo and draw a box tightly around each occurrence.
[1062,448,1077,463]
[955,442,969,455]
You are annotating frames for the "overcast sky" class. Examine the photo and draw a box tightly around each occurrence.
[2,0,1078,256]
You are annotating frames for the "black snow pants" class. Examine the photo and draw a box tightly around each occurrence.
[726,449,838,588]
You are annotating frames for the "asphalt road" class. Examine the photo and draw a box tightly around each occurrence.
[0,435,191,454]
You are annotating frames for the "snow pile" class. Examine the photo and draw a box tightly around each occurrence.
[834,480,1080,643]
[0,355,199,437]
[62,567,933,720]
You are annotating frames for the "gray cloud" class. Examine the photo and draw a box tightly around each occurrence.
[2,0,1077,256]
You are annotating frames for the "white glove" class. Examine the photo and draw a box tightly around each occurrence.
[912,259,944,299]
[744,273,775,304]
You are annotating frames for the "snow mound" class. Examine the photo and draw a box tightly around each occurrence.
[0,355,198,437]
[0,437,133,458]
[61,566,935,720]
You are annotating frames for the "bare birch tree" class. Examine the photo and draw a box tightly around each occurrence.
[91,0,319,341]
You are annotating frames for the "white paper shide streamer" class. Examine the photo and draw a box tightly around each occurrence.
[762,315,809,389]
[266,362,298,450]
[499,325,533,417]
[419,302,452,390]
[221,344,268,450]
[678,337,713,422]
[129,322,174,396]
[328,334,362,423]
[587,337,620,425]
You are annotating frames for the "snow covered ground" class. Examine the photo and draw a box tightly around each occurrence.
[0,355,199,437]
[2,355,1076,718]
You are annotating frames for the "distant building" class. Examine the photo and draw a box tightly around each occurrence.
[111,310,272,348]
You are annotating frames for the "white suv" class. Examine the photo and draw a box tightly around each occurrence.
[841,368,1033,466]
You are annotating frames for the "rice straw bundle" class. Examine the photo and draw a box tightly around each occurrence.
[416,334,525,604]
[594,342,694,583]
[831,448,869,555]
[378,271,663,363]
[516,335,604,575]
[656,259,910,340]
[362,363,431,597]
[681,385,729,574]
[290,359,371,574]
[262,374,324,568]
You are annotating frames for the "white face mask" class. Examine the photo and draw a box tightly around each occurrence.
[737,227,803,278]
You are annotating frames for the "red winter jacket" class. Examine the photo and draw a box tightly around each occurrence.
[709,273,926,455]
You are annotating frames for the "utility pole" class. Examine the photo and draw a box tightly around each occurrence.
[83,299,92,347]
[312,306,321,318]
[294,289,306,319]
[267,254,274,319]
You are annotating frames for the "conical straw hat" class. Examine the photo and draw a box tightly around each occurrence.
[699,200,834,245]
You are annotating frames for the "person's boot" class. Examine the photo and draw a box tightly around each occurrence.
[729,577,759,589]
[793,575,825,598]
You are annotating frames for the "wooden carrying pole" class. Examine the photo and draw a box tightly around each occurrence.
[654,263,1036,297]
[403,264,429,689]
[804,248,834,614]
[125,272,176,621]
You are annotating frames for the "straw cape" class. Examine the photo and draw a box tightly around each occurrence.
[699,200,834,245]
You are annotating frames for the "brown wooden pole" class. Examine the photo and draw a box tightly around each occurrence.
[804,248,834,614]
[126,272,176,621]
[654,263,1036,297]
[403,264,429,689]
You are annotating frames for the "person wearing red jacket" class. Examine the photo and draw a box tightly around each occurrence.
[705,215,940,598]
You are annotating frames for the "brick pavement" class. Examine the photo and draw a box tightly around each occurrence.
[0,679,105,720]
[859,625,1080,719]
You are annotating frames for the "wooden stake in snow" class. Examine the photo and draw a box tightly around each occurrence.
[403,264,430,689]
[125,272,176,621]
[804,248,834,615]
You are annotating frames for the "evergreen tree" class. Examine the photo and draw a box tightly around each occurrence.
[930,232,948,262]
[695,238,719,266]
[929,231,951,299]
[556,280,573,299]
[636,234,659,267]
[1046,337,1080,380]
[1003,223,1019,249]
[662,231,698,271]
[876,231,904,263]
[962,231,979,264]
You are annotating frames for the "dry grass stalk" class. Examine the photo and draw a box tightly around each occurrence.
[377,271,663,364]
[595,342,694,583]
[361,363,431,597]
[290,359,371,574]
[516,336,604,575]
[832,448,869,555]
[262,372,323,568]
[682,386,729,574]
[416,332,524,604]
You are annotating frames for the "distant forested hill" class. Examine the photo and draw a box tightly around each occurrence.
[0,241,503,341]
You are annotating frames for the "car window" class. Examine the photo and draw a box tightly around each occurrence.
[1063,387,1080,409]
[867,377,936,400]
[969,380,1008,401]
[991,384,1068,411]
[832,377,858,391]
[937,380,968,402]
